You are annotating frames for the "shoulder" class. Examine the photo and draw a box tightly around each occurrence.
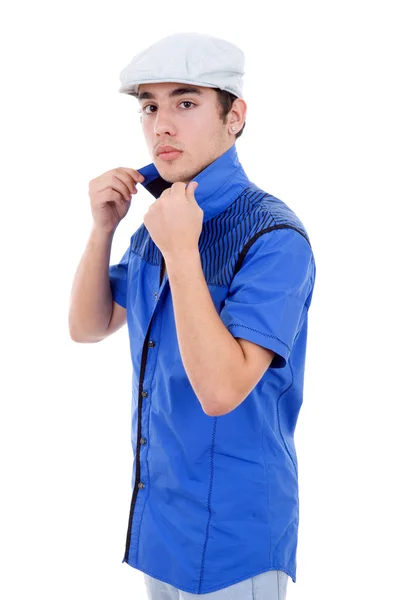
[225,184,316,287]
[246,183,310,241]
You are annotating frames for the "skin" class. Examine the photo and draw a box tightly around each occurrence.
[137,82,247,184]
[70,80,274,412]
[134,83,274,416]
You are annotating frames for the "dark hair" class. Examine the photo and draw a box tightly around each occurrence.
[215,89,246,139]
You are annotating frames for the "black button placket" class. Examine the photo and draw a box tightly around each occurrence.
[123,251,167,564]
[123,316,160,562]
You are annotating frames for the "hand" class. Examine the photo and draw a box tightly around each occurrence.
[88,167,145,233]
[143,181,203,259]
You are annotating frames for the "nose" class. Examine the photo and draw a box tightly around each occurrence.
[153,107,177,137]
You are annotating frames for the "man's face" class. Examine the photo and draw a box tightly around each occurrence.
[138,82,234,183]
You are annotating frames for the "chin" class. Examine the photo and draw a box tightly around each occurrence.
[152,160,173,181]
[157,166,191,184]
[157,170,178,184]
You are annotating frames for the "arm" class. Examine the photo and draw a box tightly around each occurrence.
[165,251,275,416]
[68,224,126,343]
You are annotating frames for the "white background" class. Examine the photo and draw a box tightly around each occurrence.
[1,1,399,598]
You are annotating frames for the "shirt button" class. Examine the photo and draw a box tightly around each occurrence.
[140,437,147,445]
[148,340,156,348]
[138,482,145,490]
[141,391,148,398]
[153,292,158,299]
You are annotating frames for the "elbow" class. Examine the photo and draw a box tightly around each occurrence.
[202,394,239,417]
[70,334,102,344]
[68,325,103,344]
[203,406,219,417]
[68,312,105,343]
[69,325,80,343]
[69,330,87,343]
[69,321,84,343]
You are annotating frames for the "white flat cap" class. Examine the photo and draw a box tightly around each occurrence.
[119,32,245,99]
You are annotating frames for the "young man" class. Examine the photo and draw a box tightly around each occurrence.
[69,33,316,599]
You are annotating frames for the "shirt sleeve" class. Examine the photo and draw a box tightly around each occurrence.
[109,245,130,308]
[219,227,315,369]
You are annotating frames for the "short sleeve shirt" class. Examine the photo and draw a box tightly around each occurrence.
[108,144,316,594]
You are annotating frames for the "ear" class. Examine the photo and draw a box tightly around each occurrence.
[228,98,247,134]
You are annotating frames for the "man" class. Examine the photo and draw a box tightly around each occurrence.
[69,32,316,599]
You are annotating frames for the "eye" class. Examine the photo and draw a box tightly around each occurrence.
[179,101,195,109]
[141,104,157,114]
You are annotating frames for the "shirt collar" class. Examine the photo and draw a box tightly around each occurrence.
[137,144,251,224]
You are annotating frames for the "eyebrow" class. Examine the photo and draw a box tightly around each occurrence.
[138,87,204,101]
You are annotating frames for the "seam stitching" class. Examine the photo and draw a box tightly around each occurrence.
[227,324,290,353]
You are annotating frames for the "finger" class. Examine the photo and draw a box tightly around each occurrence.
[116,168,145,194]
[109,175,134,202]
[117,167,146,184]
[186,181,199,197]
[171,182,186,191]
[92,175,132,202]
[98,188,127,207]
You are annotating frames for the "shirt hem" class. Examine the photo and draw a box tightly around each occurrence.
[124,560,296,594]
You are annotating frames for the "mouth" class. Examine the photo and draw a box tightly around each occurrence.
[156,146,183,161]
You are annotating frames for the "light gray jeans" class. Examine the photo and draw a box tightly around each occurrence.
[144,570,289,599]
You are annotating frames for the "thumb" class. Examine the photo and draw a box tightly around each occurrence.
[186,181,199,197]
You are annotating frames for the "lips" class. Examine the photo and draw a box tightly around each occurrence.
[156,146,183,161]
[156,145,181,155]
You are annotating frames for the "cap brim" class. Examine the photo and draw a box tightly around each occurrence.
[118,78,242,98]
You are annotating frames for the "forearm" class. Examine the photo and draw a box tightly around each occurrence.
[68,224,115,342]
[165,250,246,416]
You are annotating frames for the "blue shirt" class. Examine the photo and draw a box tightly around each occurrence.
[109,144,316,594]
